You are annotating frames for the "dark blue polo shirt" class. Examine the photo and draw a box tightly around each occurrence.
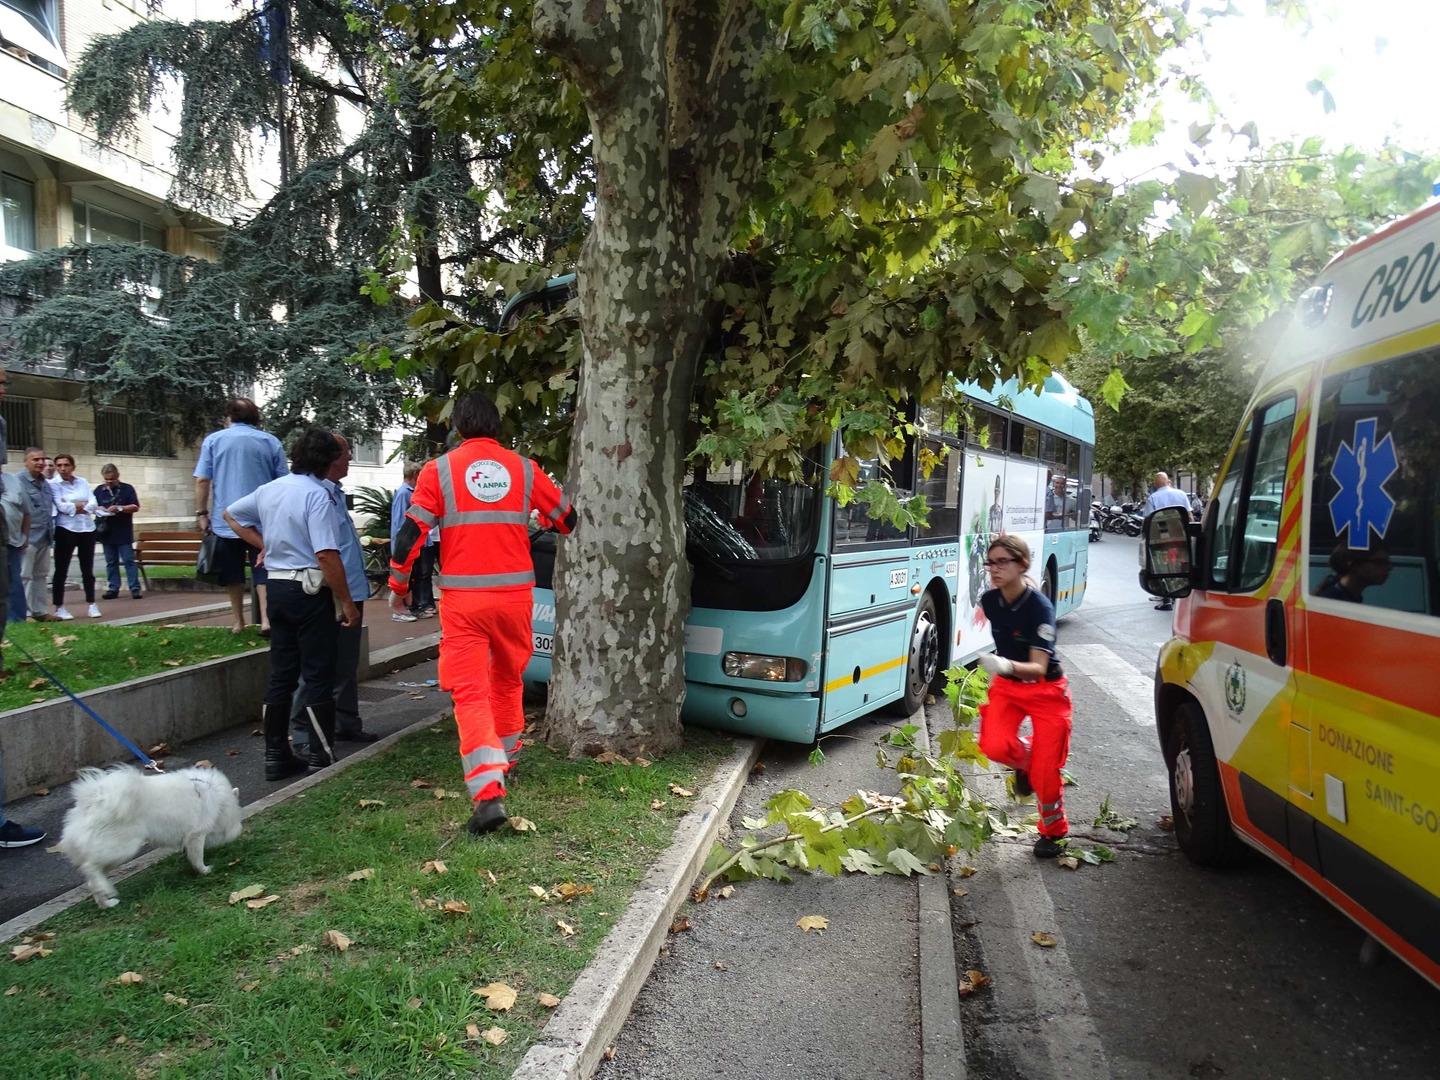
[981,585,1063,680]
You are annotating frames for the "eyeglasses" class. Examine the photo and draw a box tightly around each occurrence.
[983,558,1018,568]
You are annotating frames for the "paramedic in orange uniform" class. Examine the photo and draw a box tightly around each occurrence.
[389,392,576,835]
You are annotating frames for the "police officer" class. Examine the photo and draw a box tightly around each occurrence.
[389,392,576,835]
[225,428,361,780]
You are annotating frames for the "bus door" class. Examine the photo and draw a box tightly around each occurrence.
[822,456,914,728]
[1186,393,1302,864]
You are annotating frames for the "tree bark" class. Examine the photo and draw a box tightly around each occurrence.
[533,0,769,756]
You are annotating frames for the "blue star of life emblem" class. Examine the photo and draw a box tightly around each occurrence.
[1328,417,1399,550]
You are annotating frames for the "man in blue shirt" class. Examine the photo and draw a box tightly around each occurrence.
[291,434,378,750]
[224,428,360,780]
[389,461,436,621]
[194,399,287,634]
[1141,472,1194,611]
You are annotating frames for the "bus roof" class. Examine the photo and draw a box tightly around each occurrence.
[962,372,1096,445]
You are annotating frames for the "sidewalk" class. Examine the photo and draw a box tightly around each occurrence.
[0,657,445,925]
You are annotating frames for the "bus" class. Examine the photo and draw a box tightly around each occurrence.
[510,286,1096,742]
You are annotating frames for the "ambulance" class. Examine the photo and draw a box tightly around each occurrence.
[1138,201,1440,989]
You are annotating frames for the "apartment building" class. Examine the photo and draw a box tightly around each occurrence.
[0,0,405,525]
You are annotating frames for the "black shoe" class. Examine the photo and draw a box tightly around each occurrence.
[1034,835,1067,859]
[1155,600,1173,611]
[338,730,380,744]
[263,702,309,781]
[131,590,143,600]
[303,702,338,769]
[466,799,508,836]
[1012,769,1033,797]
[101,590,119,601]
[0,821,46,848]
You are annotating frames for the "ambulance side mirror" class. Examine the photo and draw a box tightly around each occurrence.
[1138,506,1196,599]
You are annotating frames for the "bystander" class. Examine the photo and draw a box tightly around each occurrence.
[49,454,100,620]
[16,449,54,621]
[389,462,437,621]
[94,464,142,600]
[0,466,28,622]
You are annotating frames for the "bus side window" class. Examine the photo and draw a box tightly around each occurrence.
[834,458,908,546]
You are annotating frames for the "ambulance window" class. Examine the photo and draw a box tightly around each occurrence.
[1234,397,1296,592]
[1207,421,1252,589]
[1309,348,1440,617]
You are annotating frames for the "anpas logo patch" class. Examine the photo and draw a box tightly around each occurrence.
[466,460,512,503]
[1224,661,1247,718]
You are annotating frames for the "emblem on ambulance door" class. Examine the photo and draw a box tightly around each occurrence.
[1224,662,1247,718]
[1329,417,1399,549]
[466,460,512,503]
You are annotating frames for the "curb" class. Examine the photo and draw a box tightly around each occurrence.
[108,601,232,627]
[365,631,442,680]
[916,709,968,1080]
[510,736,763,1080]
[0,710,447,945]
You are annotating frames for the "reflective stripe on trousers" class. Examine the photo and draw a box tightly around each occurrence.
[437,570,535,589]
[501,732,522,762]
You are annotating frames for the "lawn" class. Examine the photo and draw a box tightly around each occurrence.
[0,725,733,1078]
[139,565,201,581]
[0,623,265,713]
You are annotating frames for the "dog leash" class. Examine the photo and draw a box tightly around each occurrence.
[6,636,162,772]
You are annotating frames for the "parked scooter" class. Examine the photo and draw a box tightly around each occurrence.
[1123,508,1144,536]
[1089,510,1102,542]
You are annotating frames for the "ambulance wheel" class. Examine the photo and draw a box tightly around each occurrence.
[1166,702,1247,867]
[889,592,940,717]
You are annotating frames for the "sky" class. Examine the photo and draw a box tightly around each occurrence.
[1100,0,1440,185]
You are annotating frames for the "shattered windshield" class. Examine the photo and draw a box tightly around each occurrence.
[683,455,823,562]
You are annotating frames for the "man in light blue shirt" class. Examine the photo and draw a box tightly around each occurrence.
[291,435,377,750]
[194,398,287,634]
[224,428,359,780]
[389,461,436,621]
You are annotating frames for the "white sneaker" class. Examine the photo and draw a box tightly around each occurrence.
[392,611,418,623]
[88,603,103,619]
[54,607,75,621]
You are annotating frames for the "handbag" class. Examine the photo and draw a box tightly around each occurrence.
[196,530,223,585]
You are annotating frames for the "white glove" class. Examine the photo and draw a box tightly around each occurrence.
[977,653,1014,677]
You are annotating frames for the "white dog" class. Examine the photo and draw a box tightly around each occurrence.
[59,766,244,909]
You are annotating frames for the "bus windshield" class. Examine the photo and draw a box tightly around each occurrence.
[684,457,823,562]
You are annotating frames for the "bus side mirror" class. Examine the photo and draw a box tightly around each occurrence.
[1138,506,1196,599]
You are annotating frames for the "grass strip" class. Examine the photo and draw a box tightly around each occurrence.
[0,725,732,1078]
[0,624,265,713]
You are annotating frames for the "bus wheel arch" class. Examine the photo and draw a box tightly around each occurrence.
[1042,558,1058,605]
[888,588,944,717]
[925,579,952,687]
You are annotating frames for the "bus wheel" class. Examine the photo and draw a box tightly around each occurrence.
[1166,702,1247,867]
[889,593,940,717]
[1043,562,1058,606]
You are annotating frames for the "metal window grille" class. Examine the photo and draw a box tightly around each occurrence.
[1,396,36,449]
[351,436,383,465]
[94,406,174,457]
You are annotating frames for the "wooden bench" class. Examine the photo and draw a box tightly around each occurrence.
[134,530,203,588]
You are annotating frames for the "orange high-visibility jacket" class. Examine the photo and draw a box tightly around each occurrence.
[389,438,573,597]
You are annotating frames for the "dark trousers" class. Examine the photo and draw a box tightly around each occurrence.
[52,528,97,606]
[264,580,339,707]
[410,545,436,611]
[102,541,141,594]
[291,601,363,746]
[6,545,23,622]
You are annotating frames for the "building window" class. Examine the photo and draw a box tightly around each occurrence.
[72,200,165,248]
[351,436,383,466]
[1,396,36,450]
[94,406,174,457]
[1,174,36,254]
[0,0,65,71]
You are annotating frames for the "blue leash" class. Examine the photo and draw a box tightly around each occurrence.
[7,634,161,771]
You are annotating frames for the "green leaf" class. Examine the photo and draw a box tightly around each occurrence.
[841,848,888,876]
[885,847,933,876]
[1173,171,1221,213]
[1028,320,1078,364]
[1099,368,1130,411]
[766,789,813,824]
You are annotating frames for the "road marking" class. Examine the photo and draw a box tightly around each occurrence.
[1061,643,1155,727]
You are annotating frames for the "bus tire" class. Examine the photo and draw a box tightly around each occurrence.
[889,593,940,717]
[1166,701,1247,867]
[1042,562,1058,607]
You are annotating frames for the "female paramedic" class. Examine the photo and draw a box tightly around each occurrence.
[974,534,1074,858]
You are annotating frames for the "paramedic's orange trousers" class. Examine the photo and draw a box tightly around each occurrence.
[438,590,531,803]
[978,675,1074,838]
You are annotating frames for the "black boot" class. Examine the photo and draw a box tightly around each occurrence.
[263,702,308,781]
[466,798,508,836]
[303,700,338,769]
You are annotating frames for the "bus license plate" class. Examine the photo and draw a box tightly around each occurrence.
[533,633,553,656]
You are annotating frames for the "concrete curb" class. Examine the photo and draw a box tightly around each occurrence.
[0,710,446,945]
[107,601,231,627]
[916,710,968,1080]
[510,736,763,1080]
[363,631,442,681]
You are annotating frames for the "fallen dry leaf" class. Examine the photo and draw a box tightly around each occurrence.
[228,884,265,905]
[422,860,448,875]
[225,749,240,757]
[633,756,652,767]
[957,969,992,997]
[161,660,184,668]
[796,915,829,933]
[322,930,352,952]
[27,678,44,690]
[716,885,735,899]
[667,783,694,798]
[357,799,386,809]
[956,865,978,879]
[245,895,281,910]
[952,886,969,898]
[194,760,215,769]
[163,992,189,1006]
[481,1027,508,1047]
[405,997,423,1010]
[528,884,548,900]
[347,868,375,882]
[714,961,728,971]
[113,971,144,986]
[31,788,49,797]
[28,933,55,942]
[474,982,517,1011]
[13,944,56,963]
[751,762,766,774]
[554,882,593,901]
[1157,815,1175,832]
[670,916,691,934]
[465,1022,481,1041]
[250,728,262,737]
[508,816,537,833]
[537,992,561,1008]
[593,750,630,766]
[556,919,577,938]
[1057,856,1081,871]
[240,980,260,992]
[603,1046,617,1061]
[410,779,433,789]
[479,869,499,886]
[442,900,471,915]
[52,634,77,646]
[1031,931,1058,948]
[2,985,17,996]
[650,799,666,811]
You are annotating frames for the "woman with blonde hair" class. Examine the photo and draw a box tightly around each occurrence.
[975,534,1073,857]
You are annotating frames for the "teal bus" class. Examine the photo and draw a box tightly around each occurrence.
[508,288,1097,742]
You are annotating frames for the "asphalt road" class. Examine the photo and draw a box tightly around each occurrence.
[953,535,1440,1080]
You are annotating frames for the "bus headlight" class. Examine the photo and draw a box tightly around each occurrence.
[723,652,807,682]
